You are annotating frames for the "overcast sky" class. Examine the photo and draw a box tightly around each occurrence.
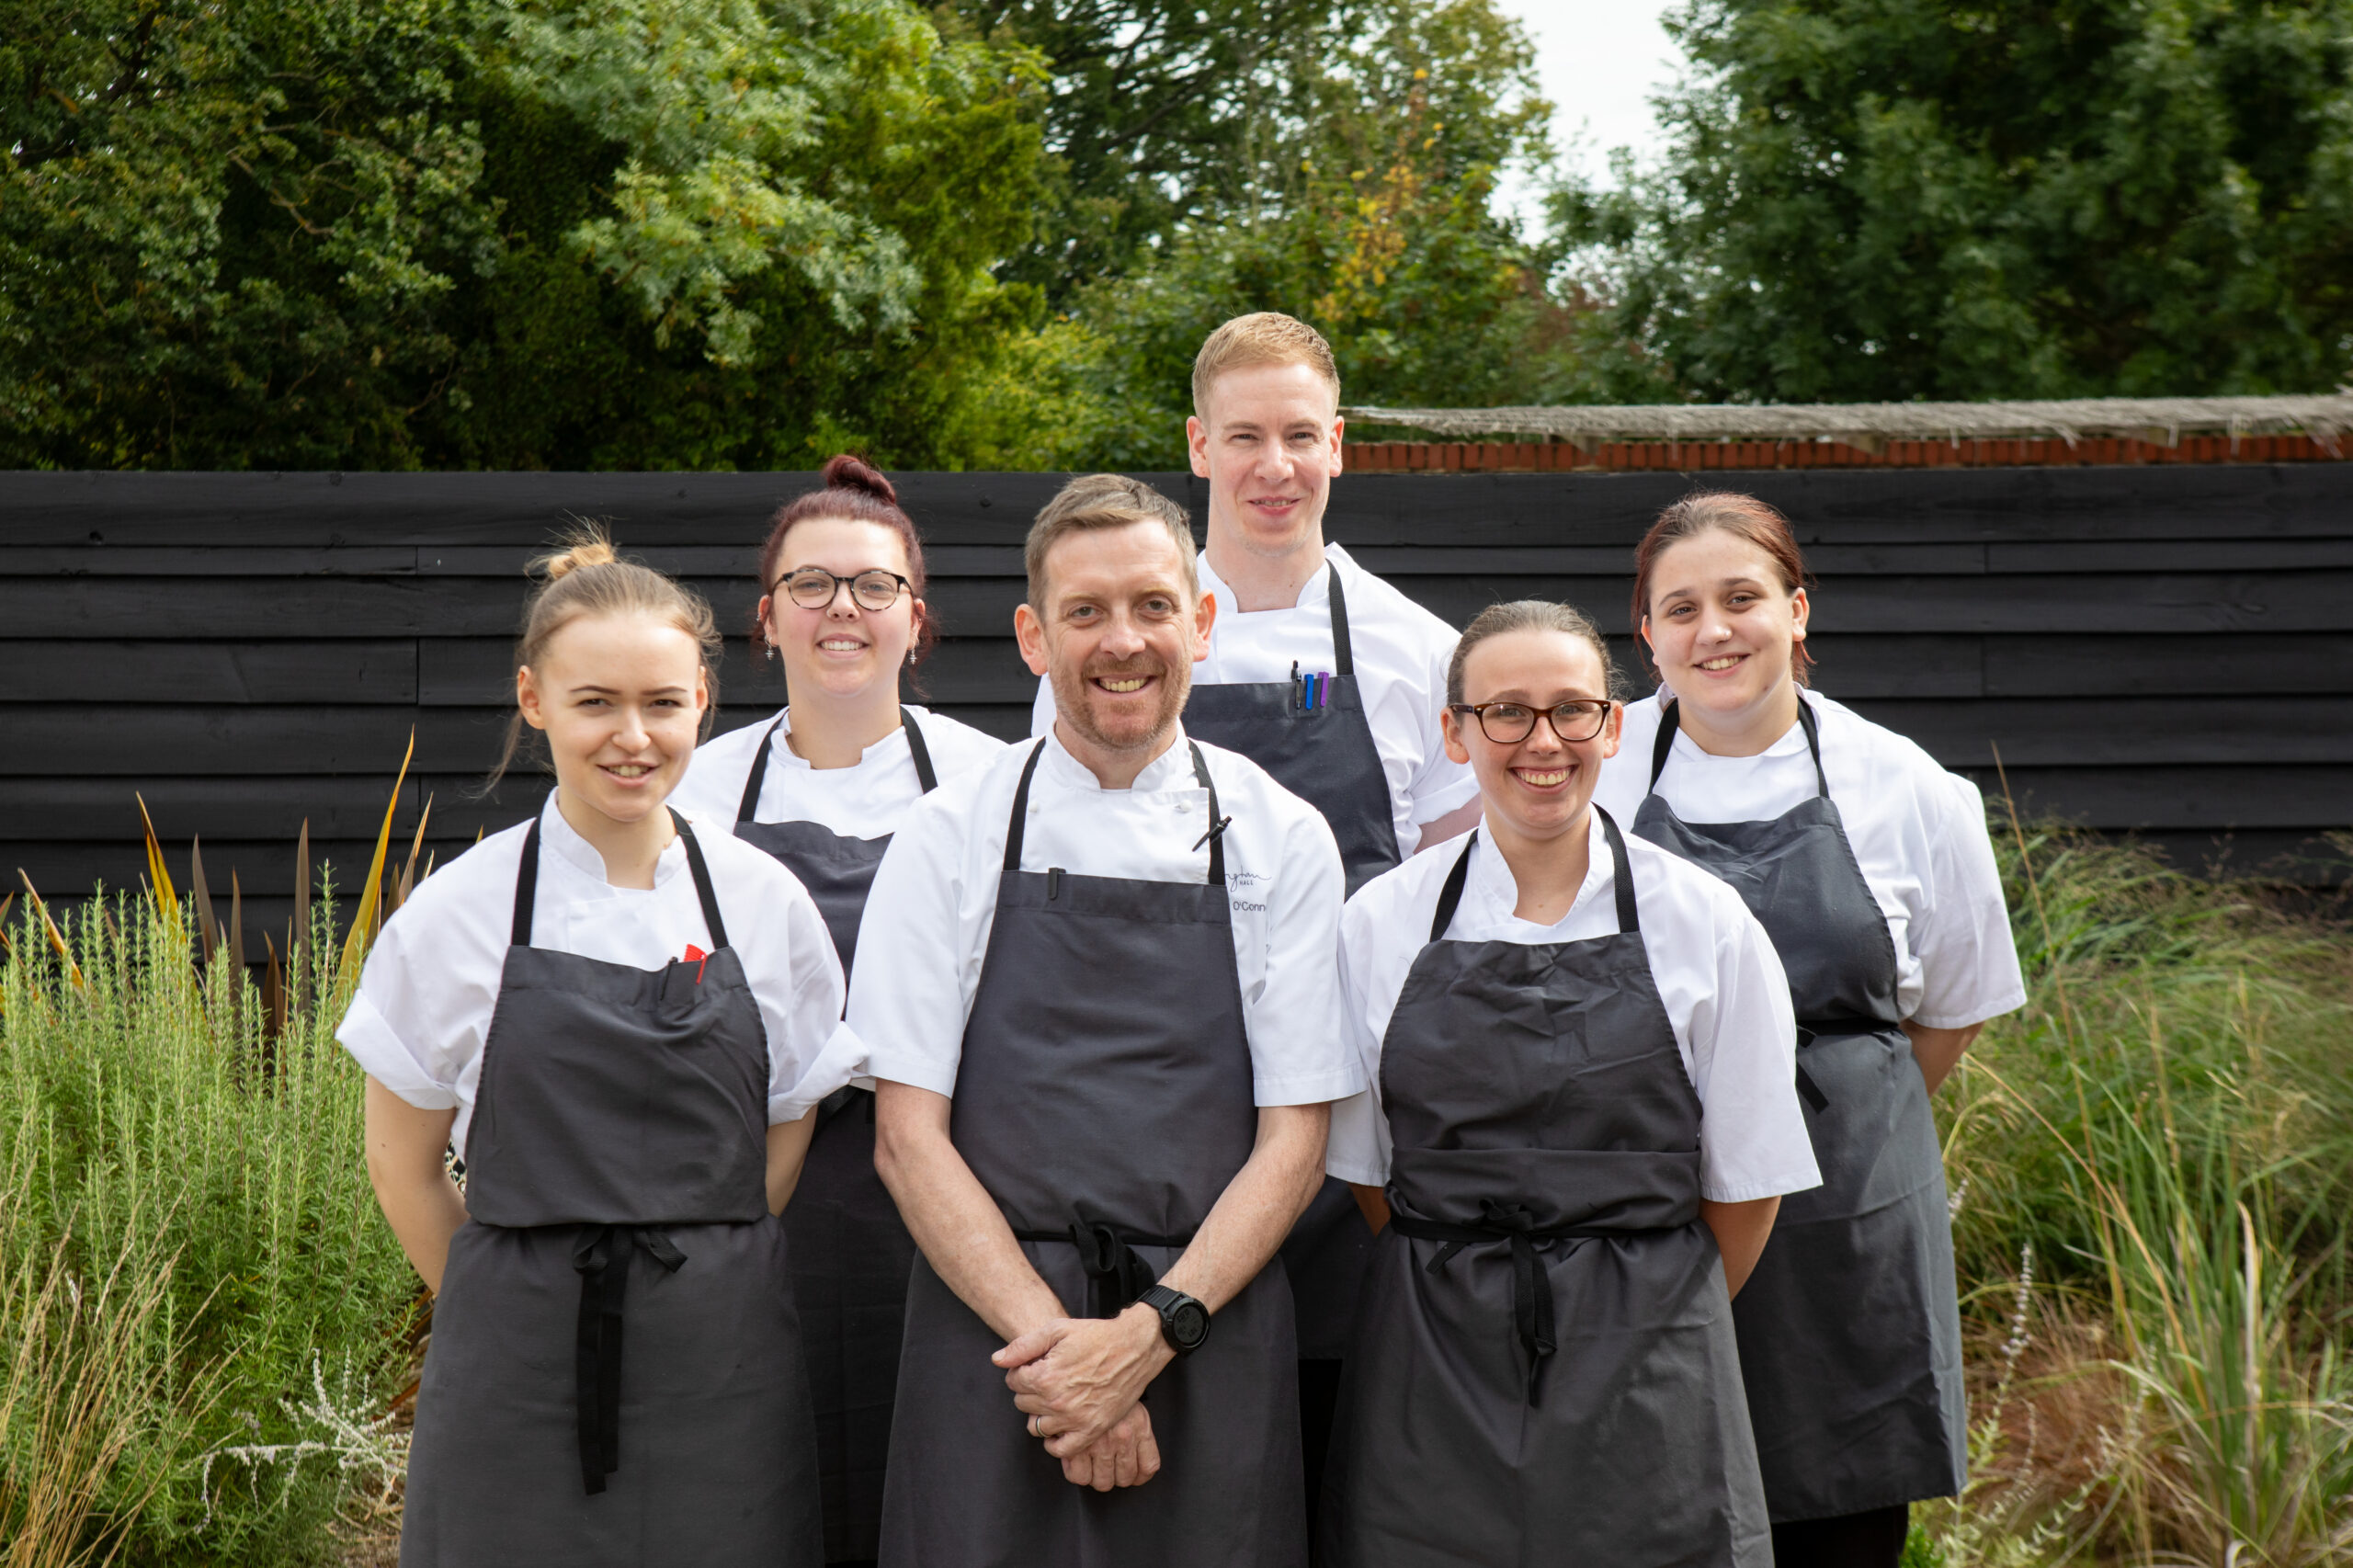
[1490,0,1687,221]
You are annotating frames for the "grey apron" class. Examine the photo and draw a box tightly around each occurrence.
[402,809,820,1568]
[879,740,1307,1568]
[1634,699,1967,1521]
[736,709,936,1562]
[1323,813,1770,1568]
[1181,566,1386,1400]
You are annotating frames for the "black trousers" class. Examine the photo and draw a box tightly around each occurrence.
[1770,1504,1911,1568]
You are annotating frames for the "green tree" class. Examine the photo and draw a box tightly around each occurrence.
[0,0,1071,469]
[942,0,1324,303]
[1558,0,2353,403]
[1063,0,1588,469]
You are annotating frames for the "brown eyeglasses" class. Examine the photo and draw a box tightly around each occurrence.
[1449,699,1615,744]
[772,566,911,612]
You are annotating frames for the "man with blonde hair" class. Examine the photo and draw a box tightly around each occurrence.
[1029,311,1479,1529]
[858,473,1356,1565]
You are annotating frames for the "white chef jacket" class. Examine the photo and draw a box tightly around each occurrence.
[1327,812,1823,1204]
[671,703,1007,836]
[1029,542,1477,856]
[1592,688,2028,1031]
[338,795,864,1158]
[850,728,1361,1108]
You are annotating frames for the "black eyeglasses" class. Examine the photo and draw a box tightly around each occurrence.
[1449,699,1615,744]
[773,567,911,612]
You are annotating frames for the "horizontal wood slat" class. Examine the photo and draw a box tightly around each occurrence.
[0,641,418,703]
[5,466,2347,897]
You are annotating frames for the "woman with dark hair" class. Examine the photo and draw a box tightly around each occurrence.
[673,456,1004,1566]
[1592,493,2027,1568]
[1322,601,1820,1568]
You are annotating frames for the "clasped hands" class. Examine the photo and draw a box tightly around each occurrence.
[995,1301,1176,1492]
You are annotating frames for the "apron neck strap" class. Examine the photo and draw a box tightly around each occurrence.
[741,707,939,823]
[1647,699,1680,790]
[512,815,543,947]
[1597,805,1639,934]
[1186,740,1226,887]
[1793,697,1828,796]
[1002,741,1049,873]
[736,715,787,823]
[1648,695,1828,800]
[1002,737,1225,886]
[902,706,939,793]
[672,810,731,950]
[1325,563,1355,678]
[1428,830,1477,942]
[510,806,728,950]
[1428,812,1637,941]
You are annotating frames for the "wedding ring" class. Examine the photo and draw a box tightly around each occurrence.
[1029,1415,1041,1437]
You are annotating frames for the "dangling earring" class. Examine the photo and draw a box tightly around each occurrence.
[906,650,917,666]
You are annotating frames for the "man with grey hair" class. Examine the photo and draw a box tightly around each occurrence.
[850,475,1357,1566]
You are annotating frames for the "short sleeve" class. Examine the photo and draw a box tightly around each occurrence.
[1681,884,1819,1204]
[1245,808,1359,1106]
[1403,636,1477,826]
[1909,772,2028,1029]
[338,908,476,1111]
[1324,897,1394,1184]
[846,793,977,1098]
[753,881,862,1123]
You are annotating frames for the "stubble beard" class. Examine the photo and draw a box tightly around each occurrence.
[1050,655,1193,757]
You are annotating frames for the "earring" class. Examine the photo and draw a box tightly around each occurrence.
[906,650,917,666]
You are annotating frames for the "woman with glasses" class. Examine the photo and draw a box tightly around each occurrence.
[674,455,1004,1567]
[1321,600,1821,1568]
[1591,493,2025,1568]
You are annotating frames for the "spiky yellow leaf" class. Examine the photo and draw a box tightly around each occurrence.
[336,731,415,994]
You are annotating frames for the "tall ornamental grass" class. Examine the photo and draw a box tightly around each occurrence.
[0,870,421,1565]
[1926,815,2353,1566]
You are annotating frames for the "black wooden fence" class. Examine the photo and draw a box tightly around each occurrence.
[5,464,2348,947]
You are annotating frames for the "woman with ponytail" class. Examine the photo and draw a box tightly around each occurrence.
[341,533,859,1566]
[672,456,1004,1566]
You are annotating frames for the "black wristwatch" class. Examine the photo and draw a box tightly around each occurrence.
[1138,1283,1211,1356]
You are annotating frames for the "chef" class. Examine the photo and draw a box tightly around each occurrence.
[672,455,1004,1566]
[1029,314,1478,1493]
[856,476,1358,1566]
[1323,599,1819,1568]
[1593,492,2027,1568]
[344,534,860,1567]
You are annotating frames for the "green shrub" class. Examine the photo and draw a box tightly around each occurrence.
[0,885,419,1566]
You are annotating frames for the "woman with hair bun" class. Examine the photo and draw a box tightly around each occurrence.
[342,532,858,1565]
[1592,493,2027,1568]
[672,456,1004,1566]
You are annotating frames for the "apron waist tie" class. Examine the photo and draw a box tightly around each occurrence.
[1391,1200,1614,1407]
[572,1223,688,1495]
[1791,1017,1904,1113]
[1011,1221,1193,1320]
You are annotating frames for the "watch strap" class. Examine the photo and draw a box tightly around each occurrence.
[1139,1283,1209,1355]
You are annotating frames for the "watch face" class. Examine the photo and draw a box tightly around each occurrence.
[1171,1301,1210,1347]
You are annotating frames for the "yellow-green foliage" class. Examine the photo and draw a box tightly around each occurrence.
[0,891,420,1565]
